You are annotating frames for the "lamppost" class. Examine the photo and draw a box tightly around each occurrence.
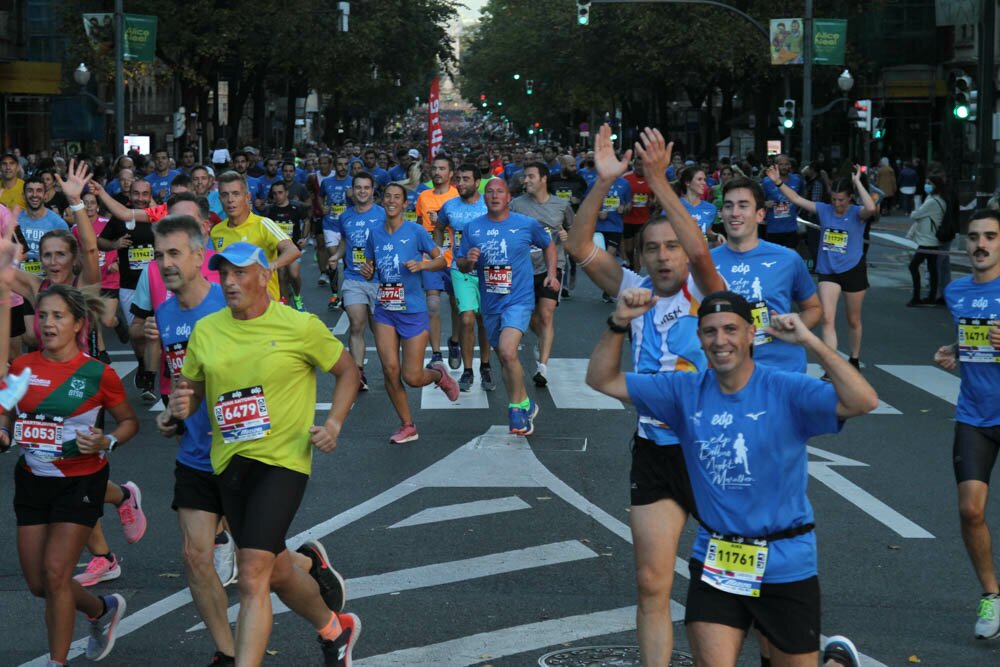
[837,69,854,94]
[73,64,114,152]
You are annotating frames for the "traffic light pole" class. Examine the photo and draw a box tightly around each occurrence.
[114,0,124,155]
[802,0,813,162]
[977,0,995,197]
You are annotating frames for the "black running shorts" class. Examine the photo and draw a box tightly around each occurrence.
[953,421,1000,484]
[172,460,224,515]
[686,559,821,655]
[216,455,308,554]
[629,433,697,515]
[13,462,108,527]
[816,258,869,293]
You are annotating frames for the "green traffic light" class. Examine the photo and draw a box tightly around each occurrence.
[954,105,970,119]
[513,73,520,80]
[782,118,794,129]
[578,15,589,25]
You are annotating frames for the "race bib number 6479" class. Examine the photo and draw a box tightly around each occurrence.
[214,385,271,444]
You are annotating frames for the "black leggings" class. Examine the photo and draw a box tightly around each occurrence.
[909,246,938,300]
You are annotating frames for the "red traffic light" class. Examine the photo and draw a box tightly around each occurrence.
[854,101,868,111]
[480,93,486,101]
[534,122,540,128]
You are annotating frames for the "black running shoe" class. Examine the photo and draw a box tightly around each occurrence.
[318,613,361,666]
[297,540,346,612]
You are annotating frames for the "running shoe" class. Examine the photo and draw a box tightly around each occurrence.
[86,593,126,661]
[389,423,419,444]
[133,361,146,390]
[327,295,340,311]
[447,337,461,369]
[292,295,306,312]
[138,371,157,403]
[458,369,474,392]
[480,364,496,391]
[533,362,548,388]
[0,367,32,410]
[426,351,444,368]
[114,317,130,344]
[821,635,861,667]
[560,288,570,299]
[976,593,1000,639]
[74,554,121,587]
[601,292,614,304]
[297,539,347,613]
[430,361,459,401]
[318,274,330,286]
[117,481,147,544]
[318,613,361,666]
[848,357,861,370]
[358,370,369,392]
[213,531,238,587]
[207,651,235,665]
[508,400,539,436]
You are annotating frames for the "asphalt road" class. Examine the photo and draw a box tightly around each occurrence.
[0,230,997,667]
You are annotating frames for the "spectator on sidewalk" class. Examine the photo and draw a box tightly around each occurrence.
[905,172,947,307]
[876,157,897,215]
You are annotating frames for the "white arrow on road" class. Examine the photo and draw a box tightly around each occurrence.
[808,445,934,539]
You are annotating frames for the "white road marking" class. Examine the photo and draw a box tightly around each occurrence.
[876,364,960,406]
[806,364,899,414]
[420,358,489,409]
[110,360,138,381]
[545,358,624,410]
[330,313,349,335]
[389,496,531,529]
[808,446,934,539]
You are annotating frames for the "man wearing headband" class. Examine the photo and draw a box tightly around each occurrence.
[587,287,878,667]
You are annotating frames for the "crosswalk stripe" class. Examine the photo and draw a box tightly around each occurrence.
[876,364,960,406]
[420,360,489,409]
[330,313,349,335]
[806,364,901,415]
[110,361,138,383]
[545,358,625,410]
[389,496,531,529]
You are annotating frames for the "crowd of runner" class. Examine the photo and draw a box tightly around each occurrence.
[0,124,996,667]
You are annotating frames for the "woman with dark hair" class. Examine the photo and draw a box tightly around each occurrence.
[905,172,948,306]
[2,282,138,665]
[765,164,877,369]
[675,166,719,243]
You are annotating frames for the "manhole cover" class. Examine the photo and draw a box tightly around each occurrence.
[537,645,694,666]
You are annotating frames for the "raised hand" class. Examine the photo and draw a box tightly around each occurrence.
[55,159,92,201]
[633,128,673,178]
[594,124,632,181]
[613,287,658,325]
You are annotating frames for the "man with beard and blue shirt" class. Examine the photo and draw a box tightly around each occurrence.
[329,172,384,392]
[17,175,68,272]
[711,176,821,371]
[320,155,353,310]
[456,178,556,436]
[254,157,281,211]
[363,149,390,190]
[761,154,803,249]
[587,287,877,667]
[934,209,1000,641]
[438,163,494,392]
[146,148,182,202]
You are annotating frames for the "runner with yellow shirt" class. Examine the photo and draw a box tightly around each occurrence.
[168,241,361,666]
[210,171,300,302]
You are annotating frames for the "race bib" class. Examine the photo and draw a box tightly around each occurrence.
[633,193,649,207]
[702,535,768,598]
[485,264,513,294]
[214,386,271,444]
[128,245,155,270]
[163,341,187,378]
[404,210,418,222]
[958,318,1000,363]
[14,412,64,456]
[774,201,791,217]
[751,301,772,346]
[821,229,848,254]
[378,282,405,311]
[556,188,572,201]
[21,260,42,275]
[277,221,294,236]
[453,230,463,250]
[603,196,621,211]
[351,247,366,268]
[331,204,346,218]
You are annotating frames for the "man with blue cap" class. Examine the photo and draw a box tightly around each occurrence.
[169,241,363,666]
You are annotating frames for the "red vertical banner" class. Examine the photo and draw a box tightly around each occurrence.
[428,77,442,159]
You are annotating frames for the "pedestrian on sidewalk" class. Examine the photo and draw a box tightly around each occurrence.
[906,173,947,307]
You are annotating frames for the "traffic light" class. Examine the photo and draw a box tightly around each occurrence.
[577,0,591,25]
[480,93,486,101]
[513,73,520,81]
[872,117,886,140]
[953,74,978,121]
[526,79,534,95]
[781,99,796,130]
[853,99,871,132]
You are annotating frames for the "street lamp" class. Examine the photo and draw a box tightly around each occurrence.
[74,63,91,87]
[837,69,854,93]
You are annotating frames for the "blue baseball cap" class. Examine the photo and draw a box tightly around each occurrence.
[208,242,270,271]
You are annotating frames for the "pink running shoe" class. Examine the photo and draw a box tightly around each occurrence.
[389,423,419,444]
[117,481,147,544]
[74,554,121,587]
[430,361,459,401]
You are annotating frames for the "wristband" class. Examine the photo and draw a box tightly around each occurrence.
[775,180,785,188]
[607,315,630,334]
[69,202,85,212]
[0,426,9,437]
